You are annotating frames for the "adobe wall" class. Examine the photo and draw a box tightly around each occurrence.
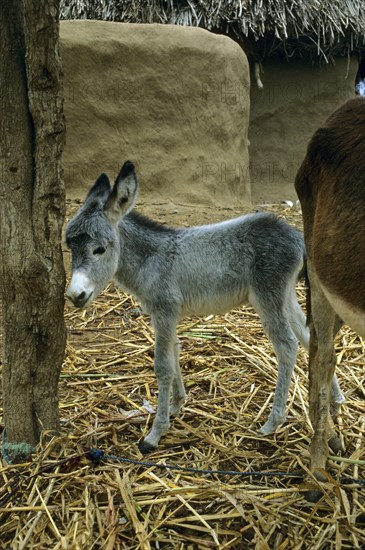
[249,56,358,203]
[60,21,251,206]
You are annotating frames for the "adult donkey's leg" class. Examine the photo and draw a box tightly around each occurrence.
[139,312,177,454]
[307,267,342,480]
[329,315,346,424]
[287,287,345,433]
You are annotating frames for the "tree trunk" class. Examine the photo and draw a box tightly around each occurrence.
[0,0,66,459]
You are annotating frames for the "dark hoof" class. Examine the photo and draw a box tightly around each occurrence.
[328,434,344,454]
[138,438,157,455]
[303,469,331,502]
[304,488,324,503]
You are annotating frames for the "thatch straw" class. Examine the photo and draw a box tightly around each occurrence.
[1,202,364,548]
[59,0,365,61]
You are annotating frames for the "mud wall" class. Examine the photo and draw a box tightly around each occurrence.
[60,21,251,206]
[249,56,358,203]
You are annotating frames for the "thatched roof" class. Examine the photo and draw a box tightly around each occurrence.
[60,0,365,61]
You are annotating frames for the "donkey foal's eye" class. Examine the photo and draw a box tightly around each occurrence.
[93,246,106,255]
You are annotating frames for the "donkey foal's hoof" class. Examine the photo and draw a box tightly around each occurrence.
[139,438,158,455]
[258,425,274,436]
[258,416,284,436]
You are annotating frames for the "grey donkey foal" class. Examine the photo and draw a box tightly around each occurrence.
[66,161,344,453]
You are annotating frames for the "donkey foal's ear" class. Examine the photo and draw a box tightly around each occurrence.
[104,161,138,223]
[85,173,111,203]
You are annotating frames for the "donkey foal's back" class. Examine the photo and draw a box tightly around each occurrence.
[66,161,344,453]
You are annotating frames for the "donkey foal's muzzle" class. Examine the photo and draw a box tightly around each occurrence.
[67,271,94,308]
[67,289,93,309]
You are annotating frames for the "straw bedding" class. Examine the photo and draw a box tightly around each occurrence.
[1,202,364,549]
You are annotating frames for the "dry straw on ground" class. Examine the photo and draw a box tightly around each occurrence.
[0,203,364,549]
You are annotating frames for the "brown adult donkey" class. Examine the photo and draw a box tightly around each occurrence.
[295,97,365,495]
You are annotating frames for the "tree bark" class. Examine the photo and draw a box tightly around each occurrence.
[0,0,66,457]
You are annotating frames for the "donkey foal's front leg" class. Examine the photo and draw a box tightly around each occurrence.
[139,325,176,454]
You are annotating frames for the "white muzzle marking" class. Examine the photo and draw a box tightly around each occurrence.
[67,271,94,307]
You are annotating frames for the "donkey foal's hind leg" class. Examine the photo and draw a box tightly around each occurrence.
[170,339,187,415]
[287,289,310,350]
[330,374,345,422]
[259,323,299,435]
[252,293,299,435]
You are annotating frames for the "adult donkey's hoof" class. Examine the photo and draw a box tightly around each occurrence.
[303,468,329,502]
[328,433,344,453]
[139,438,158,455]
